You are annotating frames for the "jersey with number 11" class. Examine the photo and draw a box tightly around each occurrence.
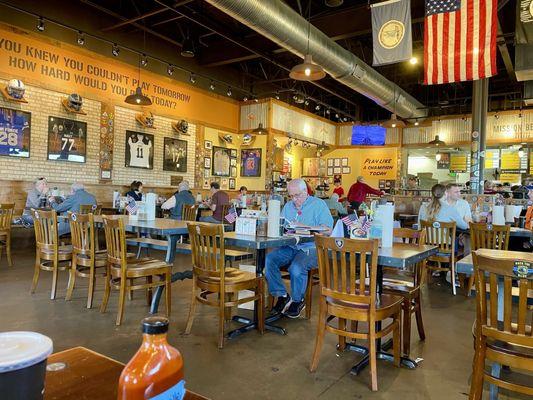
[129,137,151,168]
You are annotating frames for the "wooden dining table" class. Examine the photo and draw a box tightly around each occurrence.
[44,346,208,400]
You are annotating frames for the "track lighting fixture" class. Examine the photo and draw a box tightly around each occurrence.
[77,31,85,46]
[226,87,232,97]
[167,64,174,76]
[189,73,196,84]
[36,17,45,32]
[140,54,148,67]
[209,81,215,91]
[111,43,120,57]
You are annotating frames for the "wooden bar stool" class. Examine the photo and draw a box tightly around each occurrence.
[0,203,14,267]
[30,209,73,300]
[310,236,402,391]
[65,212,107,308]
[420,220,458,295]
[184,222,264,349]
[380,228,426,356]
[464,223,510,297]
[100,216,172,326]
[470,250,533,399]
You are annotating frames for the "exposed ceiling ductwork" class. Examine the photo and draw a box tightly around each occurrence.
[204,0,426,119]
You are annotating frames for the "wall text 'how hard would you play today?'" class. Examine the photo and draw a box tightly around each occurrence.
[0,26,239,130]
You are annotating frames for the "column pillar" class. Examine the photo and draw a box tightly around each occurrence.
[470,79,489,194]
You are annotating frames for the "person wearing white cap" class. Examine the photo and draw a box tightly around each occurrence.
[161,180,195,220]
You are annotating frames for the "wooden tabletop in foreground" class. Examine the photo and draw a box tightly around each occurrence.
[44,346,208,400]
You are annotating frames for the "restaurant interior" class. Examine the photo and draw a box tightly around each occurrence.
[0,0,532,399]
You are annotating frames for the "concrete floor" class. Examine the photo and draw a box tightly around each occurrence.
[0,241,529,400]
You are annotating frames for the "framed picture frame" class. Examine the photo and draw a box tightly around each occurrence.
[240,148,262,177]
[231,166,237,177]
[342,158,348,167]
[204,140,212,149]
[163,137,187,172]
[230,158,237,167]
[342,166,351,174]
[0,107,31,158]
[124,130,153,169]
[229,178,236,190]
[221,178,229,190]
[230,149,237,158]
[333,166,341,174]
[327,158,333,167]
[212,146,231,177]
[48,116,87,163]
[204,169,210,178]
[327,167,334,176]
[202,179,210,189]
[334,158,341,167]
[204,157,211,169]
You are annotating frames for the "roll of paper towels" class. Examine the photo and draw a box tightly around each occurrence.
[492,205,505,225]
[376,203,395,248]
[504,205,522,223]
[267,200,281,238]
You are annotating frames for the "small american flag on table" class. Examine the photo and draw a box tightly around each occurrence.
[225,205,238,224]
[424,0,497,84]
[341,213,359,228]
[125,196,138,215]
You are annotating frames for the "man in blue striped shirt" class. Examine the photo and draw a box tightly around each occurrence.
[266,179,333,318]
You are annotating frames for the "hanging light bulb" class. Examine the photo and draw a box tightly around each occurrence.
[112,43,120,57]
[36,17,45,32]
[77,31,85,46]
[290,54,326,81]
[414,119,419,126]
[125,87,152,106]
[167,64,174,76]
[140,54,148,67]
[252,123,267,135]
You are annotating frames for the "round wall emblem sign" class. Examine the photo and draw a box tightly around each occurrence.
[378,20,405,49]
[472,131,479,138]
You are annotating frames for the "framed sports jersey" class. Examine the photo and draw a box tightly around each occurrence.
[0,107,31,158]
[211,146,231,177]
[163,137,187,172]
[241,148,262,177]
[125,131,154,169]
[47,116,87,163]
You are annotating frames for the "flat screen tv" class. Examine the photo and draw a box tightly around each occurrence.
[0,107,31,158]
[351,125,386,146]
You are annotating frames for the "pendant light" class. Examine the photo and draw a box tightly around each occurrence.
[252,122,267,135]
[125,55,152,106]
[181,36,195,58]
[289,2,326,81]
[428,135,446,146]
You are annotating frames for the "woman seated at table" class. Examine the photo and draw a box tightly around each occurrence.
[125,181,143,202]
[236,186,252,206]
[418,183,468,230]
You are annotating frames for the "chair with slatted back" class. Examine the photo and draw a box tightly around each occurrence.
[30,209,73,299]
[470,249,533,399]
[182,204,198,222]
[310,236,402,391]
[0,203,14,267]
[420,219,458,295]
[220,204,232,225]
[100,216,172,325]
[464,223,510,297]
[184,222,264,349]
[79,204,102,215]
[65,212,107,308]
[378,227,427,356]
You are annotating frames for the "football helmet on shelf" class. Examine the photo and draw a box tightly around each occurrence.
[68,93,83,111]
[7,79,25,99]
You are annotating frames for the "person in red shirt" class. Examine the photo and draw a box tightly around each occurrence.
[347,176,384,210]
[332,179,344,202]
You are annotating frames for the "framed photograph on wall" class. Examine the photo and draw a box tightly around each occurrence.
[0,107,31,158]
[212,146,231,177]
[204,169,210,178]
[163,137,187,172]
[202,179,210,189]
[334,158,341,167]
[48,116,87,163]
[342,166,351,174]
[221,178,229,190]
[229,178,236,190]
[204,157,211,169]
[231,166,237,177]
[327,167,334,176]
[230,149,237,158]
[241,148,262,177]
[204,140,212,149]
[333,166,341,174]
[125,131,154,169]
[327,158,333,167]
[342,158,348,167]
[230,158,237,167]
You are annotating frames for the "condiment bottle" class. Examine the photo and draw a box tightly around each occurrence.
[118,317,185,400]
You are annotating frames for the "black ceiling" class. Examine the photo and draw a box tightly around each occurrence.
[2,0,525,122]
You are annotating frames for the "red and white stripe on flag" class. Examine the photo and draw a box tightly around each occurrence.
[424,0,498,85]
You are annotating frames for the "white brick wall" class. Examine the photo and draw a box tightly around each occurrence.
[0,80,196,188]
[113,106,196,187]
[0,79,100,183]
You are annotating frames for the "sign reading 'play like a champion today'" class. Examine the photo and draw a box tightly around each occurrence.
[0,25,239,130]
[360,148,398,179]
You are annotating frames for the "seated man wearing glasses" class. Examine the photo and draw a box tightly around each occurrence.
[266,179,333,318]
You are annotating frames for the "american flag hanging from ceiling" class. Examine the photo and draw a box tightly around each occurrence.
[424,0,498,85]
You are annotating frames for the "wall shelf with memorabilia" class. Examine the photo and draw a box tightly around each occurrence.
[61,98,86,115]
[135,112,156,129]
[0,86,27,103]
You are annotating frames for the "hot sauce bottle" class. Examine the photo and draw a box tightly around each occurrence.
[118,317,185,400]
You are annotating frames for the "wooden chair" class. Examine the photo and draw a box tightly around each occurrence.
[379,228,426,356]
[420,220,458,295]
[310,236,402,391]
[0,203,14,267]
[184,222,264,349]
[30,209,73,300]
[220,204,233,226]
[65,212,107,308]
[464,223,510,297]
[79,204,102,215]
[182,204,198,222]
[100,216,172,325]
[470,249,533,399]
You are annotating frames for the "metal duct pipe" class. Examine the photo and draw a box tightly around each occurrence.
[205,0,426,119]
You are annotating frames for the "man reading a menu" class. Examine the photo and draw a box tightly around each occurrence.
[265,179,333,319]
